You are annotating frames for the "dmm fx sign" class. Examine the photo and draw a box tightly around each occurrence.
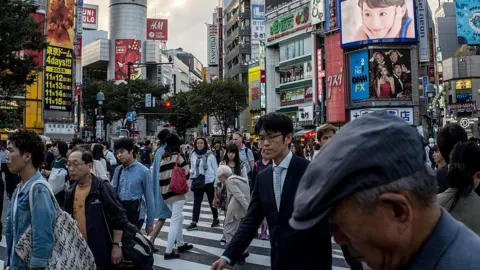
[350,107,414,125]
[349,50,370,101]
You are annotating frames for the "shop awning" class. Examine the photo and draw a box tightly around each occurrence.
[294,129,315,137]
[276,106,298,113]
[275,79,312,93]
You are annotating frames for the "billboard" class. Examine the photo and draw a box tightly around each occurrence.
[279,60,313,83]
[266,0,294,13]
[455,0,480,45]
[44,46,73,111]
[114,39,142,80]
[416,0,429,62]
[47,0,75,49]
[326,0,339,31]
[249,66,261,109]
[280,86,312,106]
[267,6,311,42]
[207,24,219,66]
[350,107,414,125]
[311,0,325,25]
[252,2,266,41]
[340,0,417,48]
[456,79,472,90]
[146,19,168,41]
[446,102,476,114]
[325,33,346,123]
[370,49,412,99]
[349,50,369,101]
[82,4,98,30]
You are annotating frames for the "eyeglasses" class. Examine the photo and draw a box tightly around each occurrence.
[66,162,86,168]
[258,133,283,142]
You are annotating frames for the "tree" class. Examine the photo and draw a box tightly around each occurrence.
[0,0,47,128]
[190,79,248,142]
[82,79,170,127]
[168,91,204,140]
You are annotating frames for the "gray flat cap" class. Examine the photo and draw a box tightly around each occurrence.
[289,112,425,230]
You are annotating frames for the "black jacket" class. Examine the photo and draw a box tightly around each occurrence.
[65,175,128,269]
[223,155,332,270]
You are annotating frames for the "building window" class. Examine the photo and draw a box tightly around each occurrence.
[279,37,311,62]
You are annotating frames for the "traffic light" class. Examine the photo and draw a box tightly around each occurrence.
[159,100,172,108]
[165,101,171,108]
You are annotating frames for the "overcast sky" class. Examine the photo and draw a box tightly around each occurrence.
[86,0,218,65]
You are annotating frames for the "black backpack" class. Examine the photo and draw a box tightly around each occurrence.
[140,147,151,165]
[98,180,154,269]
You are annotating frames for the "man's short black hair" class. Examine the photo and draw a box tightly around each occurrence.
[114,137,135,152]
[437,123,468,164]
[8,129,45,169]
[70,137,83,148]
[254,112,293,137]
[145,140,151,146]
[69,146,94,164]
[157,129,171,144]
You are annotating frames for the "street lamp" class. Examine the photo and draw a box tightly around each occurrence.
[96,91,105,141]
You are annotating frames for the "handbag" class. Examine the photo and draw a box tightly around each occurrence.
[170,154,188,194]
[190,155,208,191]
[14,179,96,270]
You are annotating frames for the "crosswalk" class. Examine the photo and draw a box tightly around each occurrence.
[0,199,353,270]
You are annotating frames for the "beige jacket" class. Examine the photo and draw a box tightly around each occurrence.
[225,175,250,223]
[438,188,480,236]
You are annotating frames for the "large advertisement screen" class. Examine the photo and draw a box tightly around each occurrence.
[370,49,412,99]
[114,39,142,80]
[349,50,369,101]
[340,0,417,48]
[44,46,73,111]
[455,0,480,45]
[47,0,75,49]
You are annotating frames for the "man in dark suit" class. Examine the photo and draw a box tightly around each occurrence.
[211,113,332,270]
[392,63,405,97]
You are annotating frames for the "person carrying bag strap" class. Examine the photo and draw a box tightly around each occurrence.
[115,167,142,226]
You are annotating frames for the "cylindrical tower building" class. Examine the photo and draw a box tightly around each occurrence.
[108,0,147,80]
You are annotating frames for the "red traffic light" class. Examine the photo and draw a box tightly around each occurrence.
[165,101,171,108]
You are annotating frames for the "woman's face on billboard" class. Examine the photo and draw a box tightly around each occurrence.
[362,4,397,38]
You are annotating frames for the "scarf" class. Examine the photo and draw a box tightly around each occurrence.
[152,144,166,219]
[195,148,208,156]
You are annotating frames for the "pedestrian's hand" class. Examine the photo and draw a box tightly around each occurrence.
[111,245,123,265]
[211,258,229,270]
[146,226,153,235]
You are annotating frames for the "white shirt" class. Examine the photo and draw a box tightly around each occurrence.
[272,151,293,198]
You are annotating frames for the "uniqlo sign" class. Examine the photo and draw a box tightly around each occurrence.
[146,19,168,41]
[82,4,98,30]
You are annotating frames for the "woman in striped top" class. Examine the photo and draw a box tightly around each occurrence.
[159,133,194,260]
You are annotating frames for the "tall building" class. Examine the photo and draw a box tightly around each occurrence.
[223,0,252,82]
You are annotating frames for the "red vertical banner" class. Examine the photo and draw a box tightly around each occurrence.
[317,48,325,101]
[325,33,346,123]
[114,39,142,80]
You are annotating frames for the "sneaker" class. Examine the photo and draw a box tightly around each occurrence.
[164,251,180,260]
[220,236,227,246]
[211,219,220,228]
[259,231,269,240]
[178,243,194,253]
[186,223,198,231]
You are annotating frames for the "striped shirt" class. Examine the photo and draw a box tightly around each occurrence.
[159,153,190,204]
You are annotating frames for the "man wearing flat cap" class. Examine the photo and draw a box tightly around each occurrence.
[290,112,480,269]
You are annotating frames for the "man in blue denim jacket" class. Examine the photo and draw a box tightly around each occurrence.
[4,130,56,270]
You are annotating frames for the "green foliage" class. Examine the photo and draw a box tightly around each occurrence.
[0,0,47,128]
[190,79,248,140]
[168,91,204,139]
[82,79,170,126]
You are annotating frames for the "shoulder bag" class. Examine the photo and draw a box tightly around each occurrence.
[190,154,209,191]
[15,179,96,270]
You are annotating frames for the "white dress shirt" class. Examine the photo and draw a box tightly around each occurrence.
[272,151,293,199]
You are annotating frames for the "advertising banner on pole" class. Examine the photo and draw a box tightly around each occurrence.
[416,0,429,62]
[114,39,142,80]
[251,1,266,41]
[207,24,219,65]
[44,46,73,111]
[146,19,168,41]
[349,50,369,101]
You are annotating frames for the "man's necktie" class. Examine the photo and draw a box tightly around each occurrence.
[274,166,285,210]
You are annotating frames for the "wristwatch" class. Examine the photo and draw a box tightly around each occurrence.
[112,242,123,247]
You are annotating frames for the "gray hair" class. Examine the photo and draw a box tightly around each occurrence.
[217,165,233,179]
[351,165,438,215]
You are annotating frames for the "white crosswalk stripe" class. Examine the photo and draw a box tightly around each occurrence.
[0,200,352,269]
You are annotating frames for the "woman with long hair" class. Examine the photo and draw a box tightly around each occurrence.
[187,137,219,231]
[304,143,314,161]
[92,143,109,178]
[438,141,480,235]
[158,133,194,259]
